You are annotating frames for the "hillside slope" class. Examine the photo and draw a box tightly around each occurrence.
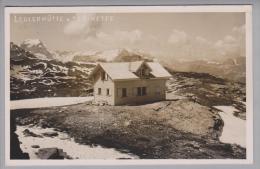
[10,42,95,100]
[166,70,246,120]
[12,99,245,159]
[163,57,246,83]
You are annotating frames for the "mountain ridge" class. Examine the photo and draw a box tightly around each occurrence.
[17,39,245,83]
[10,42,95,100]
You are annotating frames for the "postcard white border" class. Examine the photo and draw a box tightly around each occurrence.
[4,5,253,166]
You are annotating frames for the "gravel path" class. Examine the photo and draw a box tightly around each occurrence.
[11,97,94,110]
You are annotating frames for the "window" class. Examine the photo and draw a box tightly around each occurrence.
[106,88,110,96]
[137,87,142,96]
[101,72,108,81]
[117,88,127,98]
[142,87,147,95]
[136,87,147,96]
[138,68,150,79]
[98,88,101,95]
[122,88,127,97]
[143,69,146,76]
[140,68,144,76]
[101,72,105,80]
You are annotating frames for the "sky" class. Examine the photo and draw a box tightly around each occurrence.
[10,12,246,61]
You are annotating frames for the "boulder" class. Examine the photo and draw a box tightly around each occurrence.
[10,132,29,159]
[42,131,58,137]
[31,145,40,148]
[36,148,66,159]
[23,129,43,138]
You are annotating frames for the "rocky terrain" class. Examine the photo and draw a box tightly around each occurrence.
[9,39,247,159]
[12,98,246,159]
[11,69,246,159]
[162,57,246,83]
[10,40,155,100]
[10,39,246,101]
[10,42,95,100]
[166,69,246,120]
[10,114,29,159]
[72,48,154,63]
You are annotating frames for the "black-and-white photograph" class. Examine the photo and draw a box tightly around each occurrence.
[5,6,253,165]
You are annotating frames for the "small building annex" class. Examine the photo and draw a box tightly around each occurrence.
[89,61,172,105]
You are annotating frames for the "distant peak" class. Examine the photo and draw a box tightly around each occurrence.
[22,39,41,44]
[21,39,46,48]
[20,39,53,60]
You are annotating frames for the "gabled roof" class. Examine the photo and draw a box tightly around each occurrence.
[128,61,144,72]
[146,62,172,78]
[89,61,172,81]
[99,62,139,80]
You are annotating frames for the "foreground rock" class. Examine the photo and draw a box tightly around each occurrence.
[10,113,29,159]
[23,129,43,138]
[31,145,40,148]
[36,148,72,159]
[42,132,58,137]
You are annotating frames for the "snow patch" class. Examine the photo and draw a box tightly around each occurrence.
[76,62,97,66]
[39,79,56,86]
[11,97,94,110]
[207,61,220,65]
[22,39,42,48]
[214,106,246,148]
[72,66,93,75]
[34,53,51,61]
[22,88,36,92]
[96,49,122,61]
[16,125,138,159]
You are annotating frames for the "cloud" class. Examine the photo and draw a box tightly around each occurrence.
[63,13,102,38]
[214,24,245,57]
[70,24,245,60]
[224,35,236,43]
[232,25,245,34]
[166,25,245,60]
[166,30,215,59]
[97,29,142,44]
[168,30,188,44]
[195,36,208,44]
[80,29,143,50]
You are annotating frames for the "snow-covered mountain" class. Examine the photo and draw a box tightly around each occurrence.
[163,57,246,83]
[17,39,245,83]
[11,39,155,100]
[19,39,154,63]
[10,42,95,100]
[20,39,53,60]
[54,50,97,63]
[94,49,125,62]
[72,48,154,63]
